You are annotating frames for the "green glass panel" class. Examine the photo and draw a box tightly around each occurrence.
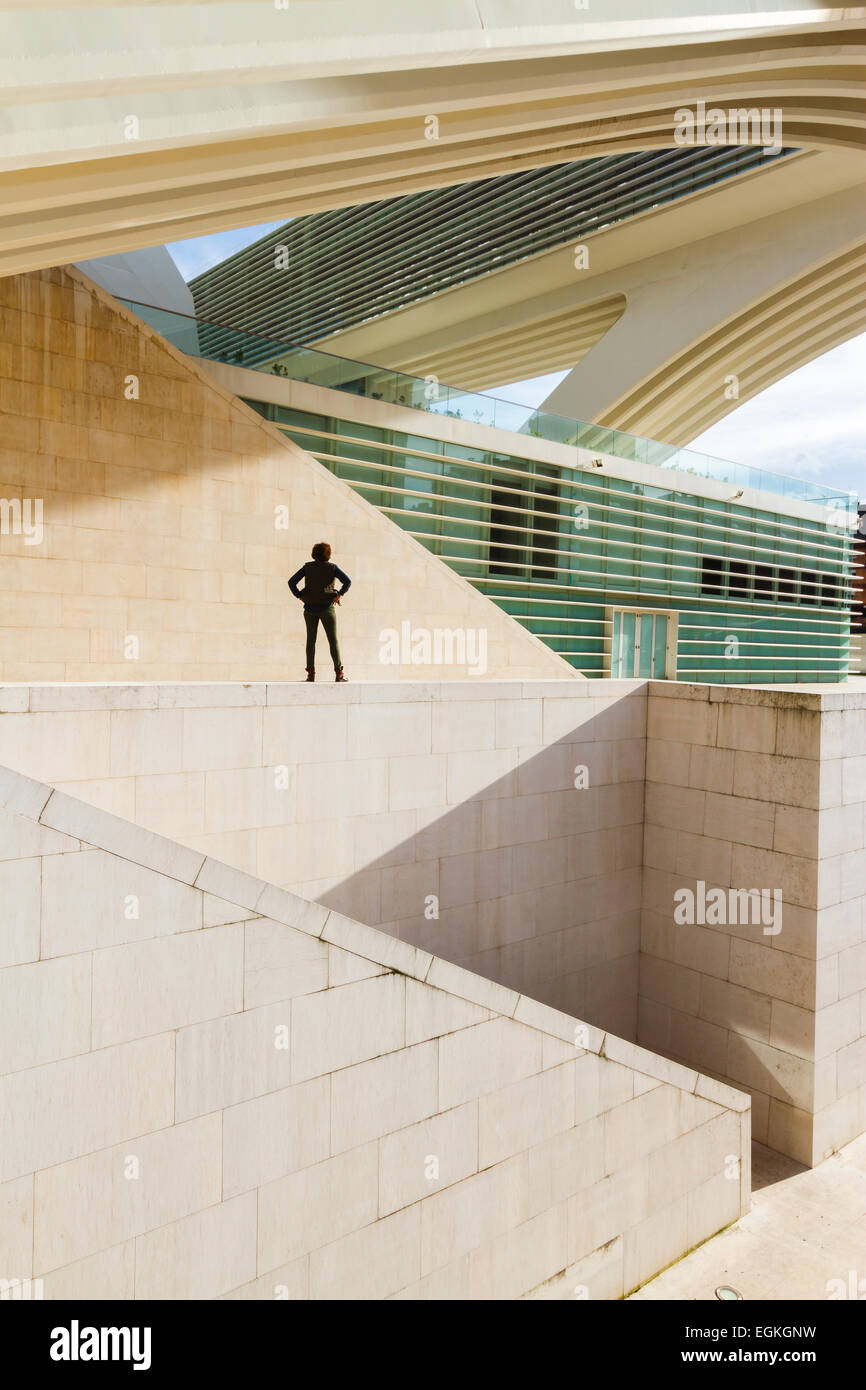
[637,614,655,678]
[620,611,636,678]
[653,615,669,677]
[229,398,852,685]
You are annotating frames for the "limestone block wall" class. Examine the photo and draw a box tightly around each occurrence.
[813,692,866,1163]
[0,679,646,1039]
[0,266,570,683]
[639,682,866,1166]
[0,764,749,1301]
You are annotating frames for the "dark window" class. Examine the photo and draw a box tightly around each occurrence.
[754,564,774,600]
[701,555,724,595]
[699,556,822,607]
[821,574,841,607]
[532,473,560,581]
[778,568,796,602]
[489,475,525,576]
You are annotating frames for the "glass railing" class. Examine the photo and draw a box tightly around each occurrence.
[120,299,859,516]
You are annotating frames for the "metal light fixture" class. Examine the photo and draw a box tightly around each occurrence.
[715,1285,744,1300]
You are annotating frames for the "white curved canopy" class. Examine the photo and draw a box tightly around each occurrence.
[0,1,863,275]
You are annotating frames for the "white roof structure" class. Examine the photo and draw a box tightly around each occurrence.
[0,1,862,276]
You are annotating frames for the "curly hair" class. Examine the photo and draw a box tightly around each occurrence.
[311,541,332,562]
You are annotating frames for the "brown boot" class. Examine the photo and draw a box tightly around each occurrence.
[305,668,315,682]
[334,668,347,682]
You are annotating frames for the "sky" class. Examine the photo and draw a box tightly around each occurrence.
[166,224,865,502]
[167,224,284,281]
[492,338,866,502]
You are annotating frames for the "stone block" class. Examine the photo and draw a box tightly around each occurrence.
[135,1192,257,1300]
[0,855,41,966]
[438,1018,542,1109]
[331,1041,438,1154]
[222,1077,329,1199]
[309,1205,421,1301]
[468,1205,567,1300]
[91,924,243,1049]
[175,1001,295,1120]
[244,918,329,1007]
[0,1175,33,1281]
[1,1033,174,1182]
[34,1114,221,1273]
[419,1154,528,1276]
[290,974,405,1082]
[257,1143,378,1272]
[379,1102,478,1217]
[404,979,490,1045]
[0,954,91,1072]
[41,848,201,956]
[478,1063,575,1168]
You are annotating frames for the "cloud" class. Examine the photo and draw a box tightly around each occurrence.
[688,333,866,499]
[493,341,865,502]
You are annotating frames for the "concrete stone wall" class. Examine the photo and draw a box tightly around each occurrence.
[640,682,866,1166]
[1,675,861,1169]
[814,693,866,1163]
[0,764,749,1301]
[0,679,646,1040]
[0,266,571,683]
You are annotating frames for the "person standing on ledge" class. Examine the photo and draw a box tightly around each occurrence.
[288,541,351,682]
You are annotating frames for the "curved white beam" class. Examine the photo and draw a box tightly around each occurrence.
[0,4,862,275]
[538,171,866,440]
[316,146,865,442]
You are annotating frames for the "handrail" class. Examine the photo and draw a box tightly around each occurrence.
[118,297,859,515]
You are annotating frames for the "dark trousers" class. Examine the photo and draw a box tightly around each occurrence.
[304,606,341,671]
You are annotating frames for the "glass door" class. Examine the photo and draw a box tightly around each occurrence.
[610,608,674,678]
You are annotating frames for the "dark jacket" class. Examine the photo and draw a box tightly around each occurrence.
[288,560,351,613]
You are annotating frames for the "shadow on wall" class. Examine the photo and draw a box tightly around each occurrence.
[304,696,646,1041]
[298,689,823,1158]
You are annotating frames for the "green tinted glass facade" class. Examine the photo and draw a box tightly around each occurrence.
[248,401,854,683]
[190,147,793,351]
